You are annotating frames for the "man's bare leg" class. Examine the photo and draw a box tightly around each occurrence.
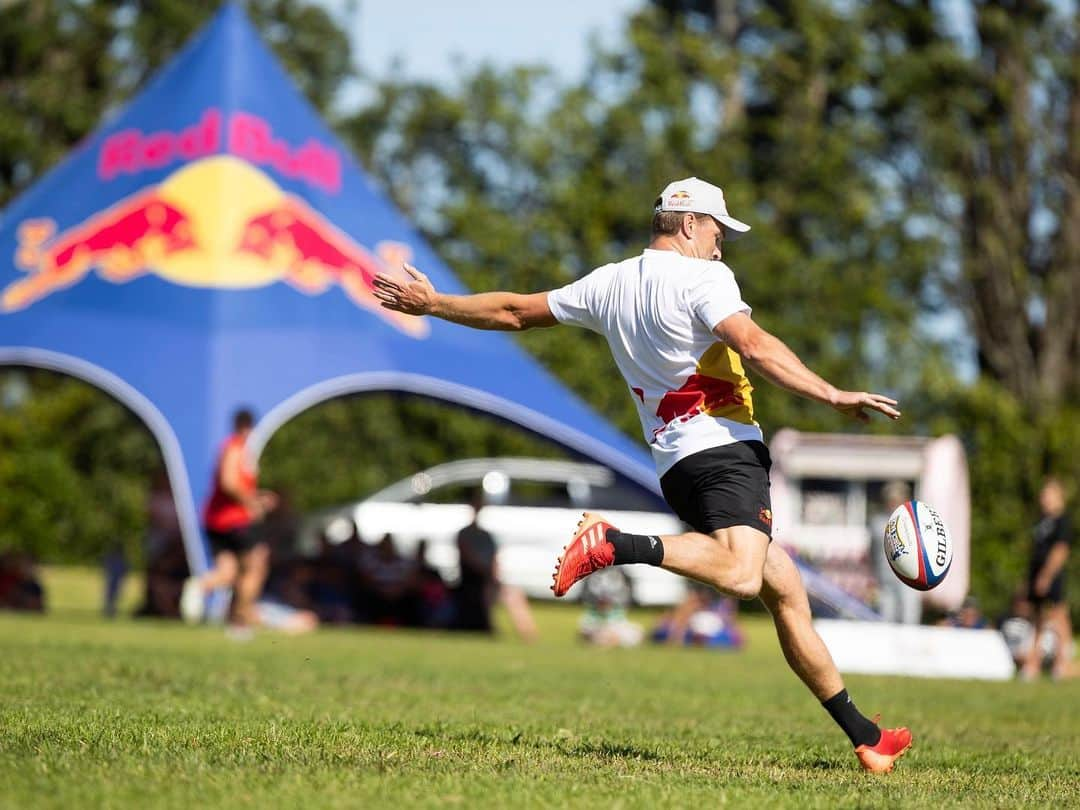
[499,584,539,643]
[665,532,910,766]
[232,543,269,627]
[656,532,848,701]
[181,550,237,624]
[553,518,767,600]
[553,514,911,768]
[755,541,916,769]
[758,542,843,699]
[1048,604,1074,679]
[200,551,239,591]
[658,526,770,600]
[1021,606,1051,679]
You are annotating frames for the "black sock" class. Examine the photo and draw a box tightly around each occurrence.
[821,689,881,748]
[606,528,664,566]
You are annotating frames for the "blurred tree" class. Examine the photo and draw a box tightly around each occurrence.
[0,368,160,565]
[0,0,352,208]
[865,1,1079,413]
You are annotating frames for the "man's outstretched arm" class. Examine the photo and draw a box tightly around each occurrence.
[373,264,558,331]
[714,312,901,423]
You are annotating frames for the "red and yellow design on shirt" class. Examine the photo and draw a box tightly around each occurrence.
[646,340,763,476]
[656,343,755,426]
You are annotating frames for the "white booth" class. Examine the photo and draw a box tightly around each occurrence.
[769,429,971,612]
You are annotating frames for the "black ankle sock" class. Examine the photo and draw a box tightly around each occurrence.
[821,689,881,748]
[606,528,664,566]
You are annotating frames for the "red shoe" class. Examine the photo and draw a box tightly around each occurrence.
[551,513,616,597]
[855,716,913,773]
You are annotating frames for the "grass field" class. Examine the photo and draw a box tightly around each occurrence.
[2,569,1077,809]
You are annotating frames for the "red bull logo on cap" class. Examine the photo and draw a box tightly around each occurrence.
[2,155,427,337]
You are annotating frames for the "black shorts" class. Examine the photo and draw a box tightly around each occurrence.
[206,525,263,556]
[660,441,773,537]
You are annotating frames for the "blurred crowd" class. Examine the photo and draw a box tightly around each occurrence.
[262,528,481,633]
[135,474,535,640]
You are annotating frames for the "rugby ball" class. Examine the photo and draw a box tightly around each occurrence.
[883,500,952,591]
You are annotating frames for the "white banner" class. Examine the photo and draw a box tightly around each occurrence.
[814,620,1015,681]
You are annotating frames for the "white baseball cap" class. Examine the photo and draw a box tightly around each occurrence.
[655,177,751,240]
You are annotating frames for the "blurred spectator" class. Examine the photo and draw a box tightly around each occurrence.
[578,568,642,647]
[358,533,415,626]
[146,469,181,563]
[0,551,45,612]
[135,469,189,617]
[1020,477,1074,681]
[869,481,922,624]
[255,513,345,626]
[998,588,1037,669]
[102,544,128,618]
[310,526,361,624]
[182,407,277,638]
[260,556,313,612]
[938,595,987,629]
[652,582,744,649]
[138,534,189,618]
[454,488,498,633]
[412,539,455,629]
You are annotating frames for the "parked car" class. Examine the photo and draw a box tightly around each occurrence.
[301,457,688,605]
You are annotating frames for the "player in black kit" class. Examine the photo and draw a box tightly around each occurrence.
[1020,477,1073,681]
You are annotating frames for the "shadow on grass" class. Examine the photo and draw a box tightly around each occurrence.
[557,739,665,762]
[410,723,665,762]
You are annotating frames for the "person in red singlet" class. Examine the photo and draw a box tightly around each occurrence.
[181,408,277,635]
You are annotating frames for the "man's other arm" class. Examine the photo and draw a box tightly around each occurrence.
[373,264,558,331]
[713,312,901,422]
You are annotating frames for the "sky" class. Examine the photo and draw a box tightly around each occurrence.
[323,0,645,95]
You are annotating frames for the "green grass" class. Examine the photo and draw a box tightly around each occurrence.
[1,570,1077,809]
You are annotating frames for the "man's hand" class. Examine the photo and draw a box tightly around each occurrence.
[829,390,901,423]
[373,263,437,316]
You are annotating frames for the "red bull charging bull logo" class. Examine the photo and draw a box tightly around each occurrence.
[2,109,427,337]
[666,190,692,208]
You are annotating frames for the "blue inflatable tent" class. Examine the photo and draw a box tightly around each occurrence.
[0,3,657,574]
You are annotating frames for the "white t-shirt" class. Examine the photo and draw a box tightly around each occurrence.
[547,248,763,477]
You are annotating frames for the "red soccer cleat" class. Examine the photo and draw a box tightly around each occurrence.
[551,512,616,597]
[855,716,913,773]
